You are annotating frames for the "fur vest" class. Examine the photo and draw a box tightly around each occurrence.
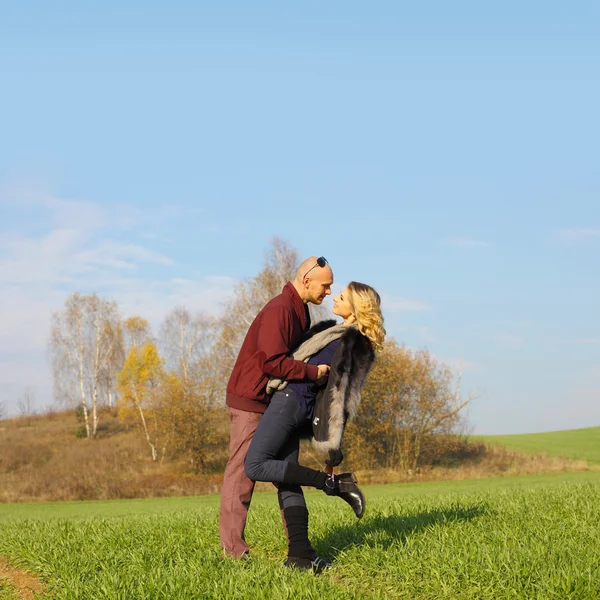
[268,319,375,456]
[311,322,375,455]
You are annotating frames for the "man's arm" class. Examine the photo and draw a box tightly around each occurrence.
[256,305,320,381]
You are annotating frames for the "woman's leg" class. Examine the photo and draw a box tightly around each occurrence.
[273,433,315,561]
[245,390,327,489]
[244,390,326,566]
[274,431,305,511]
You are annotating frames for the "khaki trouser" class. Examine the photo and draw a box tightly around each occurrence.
[219,407,263,557]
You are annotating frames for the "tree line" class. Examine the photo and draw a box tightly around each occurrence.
[49,238,470,472]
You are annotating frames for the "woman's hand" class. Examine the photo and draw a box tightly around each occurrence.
[325,448,343,467]
[316,364,330,385]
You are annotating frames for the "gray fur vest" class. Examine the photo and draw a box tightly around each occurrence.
[268,319,375,456]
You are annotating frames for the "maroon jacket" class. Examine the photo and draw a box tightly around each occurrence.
[226,282,319,413]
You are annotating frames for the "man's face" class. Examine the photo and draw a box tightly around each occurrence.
[305,267,333,304]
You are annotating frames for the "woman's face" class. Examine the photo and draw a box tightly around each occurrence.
[332,287,354,320]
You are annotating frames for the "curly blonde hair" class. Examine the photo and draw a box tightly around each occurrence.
[347,281,386,352]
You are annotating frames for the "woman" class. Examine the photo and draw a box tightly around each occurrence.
[244,281,385,572]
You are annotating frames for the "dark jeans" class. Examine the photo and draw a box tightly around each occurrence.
[245,389,308,510]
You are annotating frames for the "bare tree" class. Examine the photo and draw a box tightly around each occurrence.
[159,307,218,388]
[215,238,300,377]
[17,387,36,418]
[99,321,125,408]
[346,341,471,471]
[50,293,122,438]
[401,352,471,470]
[0,401,6,421]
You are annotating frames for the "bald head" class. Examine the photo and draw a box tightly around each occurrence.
[293,256,334,304]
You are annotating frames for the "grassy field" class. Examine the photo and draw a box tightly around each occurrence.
[1,471,600,599]
[478,425,600,464]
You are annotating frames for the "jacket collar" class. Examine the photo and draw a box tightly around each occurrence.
[283,282,310,329]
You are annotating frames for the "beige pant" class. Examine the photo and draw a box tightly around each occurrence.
[219,407,263,557]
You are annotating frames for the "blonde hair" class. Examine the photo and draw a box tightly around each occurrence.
[347,281,386,352]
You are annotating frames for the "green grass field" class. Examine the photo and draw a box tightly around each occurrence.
[1,471,600,599]
[478,425,600,464]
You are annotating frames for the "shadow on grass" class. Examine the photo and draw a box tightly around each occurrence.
[316,503,488,559]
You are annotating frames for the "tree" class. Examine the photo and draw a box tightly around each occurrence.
[17,387,36,417]
[123,316,151,351]
[0,401,6,420]
[157,307,229,469]
[400,350,469,470]
[215,237,329,382]
[117,340,169,461]
[345,340,470,471]
[50,293,123,438]
[99,320,125,408]
[159,307,218,389]
[17,387,36,426]
[157,369,227,472]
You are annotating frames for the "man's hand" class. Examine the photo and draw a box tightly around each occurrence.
[316,364,330,385]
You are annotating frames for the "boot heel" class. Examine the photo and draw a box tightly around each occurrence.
[323,472,366,519]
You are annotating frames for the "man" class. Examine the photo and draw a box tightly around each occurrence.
[219,256,334,558]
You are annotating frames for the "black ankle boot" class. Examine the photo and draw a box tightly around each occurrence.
[323,473,366,519]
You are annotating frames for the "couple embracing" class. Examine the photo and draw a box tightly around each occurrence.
[219,256,385,572]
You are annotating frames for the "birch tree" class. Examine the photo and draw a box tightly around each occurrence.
[157,307,227,468]
[123,316,152,351]
[99,321,125,408]
[50,293,122,438]
[117,341,167,461]
[159,307,217,389]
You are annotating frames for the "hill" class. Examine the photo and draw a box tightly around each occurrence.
[0,409,229,503]
[0,410,596,503]
[478,426,600,464]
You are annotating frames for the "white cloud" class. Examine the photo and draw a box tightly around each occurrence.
[77,240,174,270]
[446,236,488,248]
[0,230,174,284]
[384,295,428,312]
[2,184,106,231]
[556,227,600,242]
[0,187,238,416]
[111,276,236,327]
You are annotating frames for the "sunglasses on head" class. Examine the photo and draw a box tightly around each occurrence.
[302,256,328,281]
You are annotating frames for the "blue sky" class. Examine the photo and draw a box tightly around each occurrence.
[1,2,599,433]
